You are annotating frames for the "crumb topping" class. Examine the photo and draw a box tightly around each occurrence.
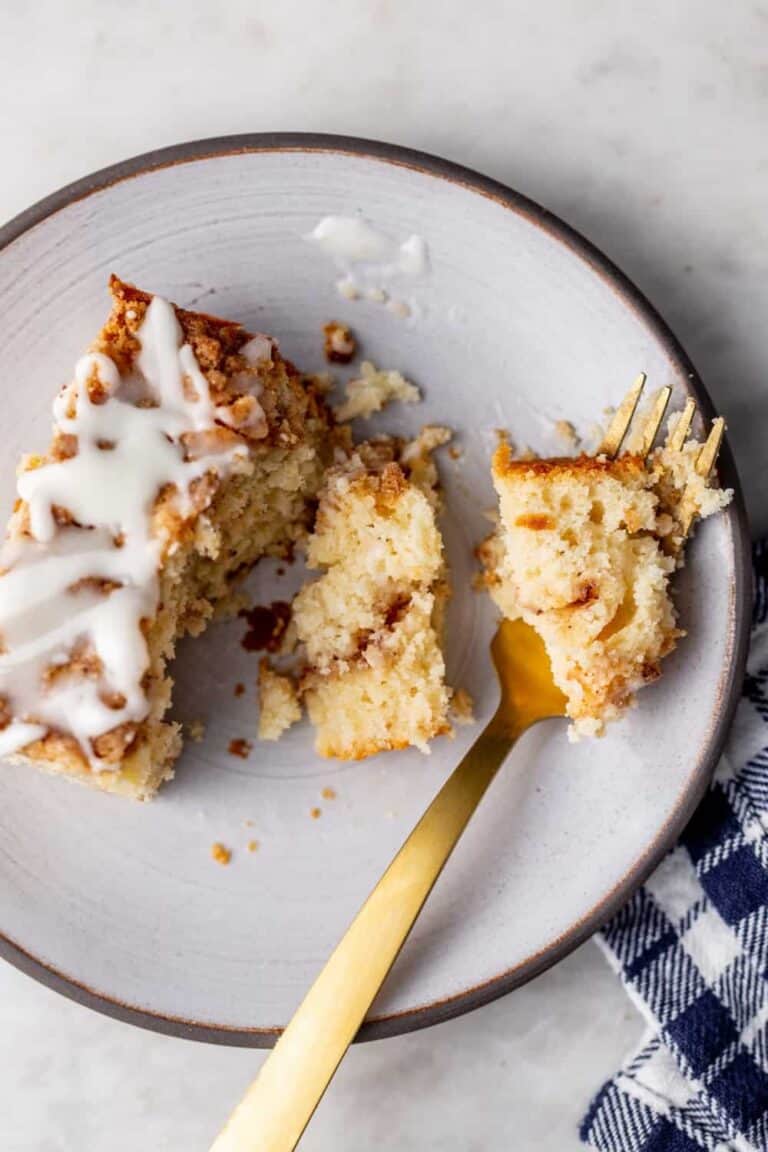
[228,738,253,759]
[239,601,291,653]
[322,321,357,364]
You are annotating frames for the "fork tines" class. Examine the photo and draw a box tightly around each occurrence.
[598,375,726,538]
[600,374,674,462]
[695,416,725,478]
[625,386,673,458]
[666,397,696,452]
[599,373,646,457]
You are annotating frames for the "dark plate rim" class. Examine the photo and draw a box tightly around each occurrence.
[0,131,752,1047]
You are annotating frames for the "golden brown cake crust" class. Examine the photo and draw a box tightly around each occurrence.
[493,441,646,481]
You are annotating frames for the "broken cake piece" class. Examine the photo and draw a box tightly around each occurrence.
[258,659,302,741]
[482,426,731,739]
[291,435,452,759]
[0,276,335,798]
[334,361,420,422]
[322,321,357,364]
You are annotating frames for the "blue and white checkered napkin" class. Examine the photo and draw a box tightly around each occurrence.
[581,543,768,1152]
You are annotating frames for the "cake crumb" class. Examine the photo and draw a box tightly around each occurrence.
[337,278,360,301]
[322,321,357,364]
[386,298,411,318]
[321,786,337,800]
[334,361,420,422]
[187,719,206,743]
[400,425,452,505]
[247,839,259,853]
[243,819,254,828]
[240,601,291,653]
[228,738,252,759]
[234,682,245,697]
[451,688,476,725]
[211,842,231,866]
[449,445,463,461]
[554,419,580,451]
[258,660,301,740]
[310,806,322,819]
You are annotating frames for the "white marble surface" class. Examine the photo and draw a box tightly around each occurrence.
[1,2,765,1148]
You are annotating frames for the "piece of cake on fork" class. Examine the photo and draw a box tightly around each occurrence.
[0,276,335,798]
[482,390,732,739]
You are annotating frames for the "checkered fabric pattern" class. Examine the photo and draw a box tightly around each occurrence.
[582,543,768,1152]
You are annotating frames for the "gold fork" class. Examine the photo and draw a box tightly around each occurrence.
[210,378,725,1152]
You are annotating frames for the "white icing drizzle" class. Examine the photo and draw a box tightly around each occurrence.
[306,216,429,311]
[308,216,393,263]
[0,296,262,768]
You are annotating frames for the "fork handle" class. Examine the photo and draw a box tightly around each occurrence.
[210,721,516,1152]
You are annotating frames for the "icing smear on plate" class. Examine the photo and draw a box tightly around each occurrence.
[306,216,429,316]
[0,297,267,767]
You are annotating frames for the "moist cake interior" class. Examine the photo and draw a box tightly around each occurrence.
[285,434,452,759]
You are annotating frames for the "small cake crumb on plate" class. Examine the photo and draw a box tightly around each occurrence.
[228,738,252,759]
[337,279,360,301]
[239,602,292,653]
[553,419,580,451]
[187,719,207,743]
[211,843,232,866]
[334,360,420,422]
[322,321,357,364]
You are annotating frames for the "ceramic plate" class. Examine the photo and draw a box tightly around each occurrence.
[0,135,750,1045]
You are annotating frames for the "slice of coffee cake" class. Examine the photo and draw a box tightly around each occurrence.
[0,277,334,797]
